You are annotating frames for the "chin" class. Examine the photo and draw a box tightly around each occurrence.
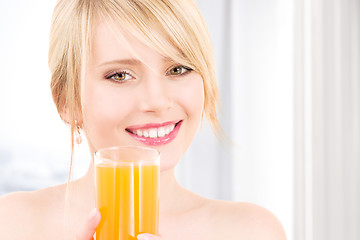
[158,152,182,172]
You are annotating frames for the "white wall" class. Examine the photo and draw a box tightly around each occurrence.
[0,0,90,193]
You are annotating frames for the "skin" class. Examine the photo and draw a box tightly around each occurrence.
[0,20,287,240]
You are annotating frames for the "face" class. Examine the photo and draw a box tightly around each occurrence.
[79,20,204,171]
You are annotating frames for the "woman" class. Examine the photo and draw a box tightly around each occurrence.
[0,0,286,239]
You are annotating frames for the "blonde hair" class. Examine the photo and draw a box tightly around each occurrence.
[49,0,219,168]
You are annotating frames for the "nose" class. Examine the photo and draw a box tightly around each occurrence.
[138,75,173,114]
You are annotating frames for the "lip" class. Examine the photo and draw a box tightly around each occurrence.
[126,120,182,146]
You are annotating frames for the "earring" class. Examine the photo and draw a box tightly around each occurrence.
[75,121,82,144]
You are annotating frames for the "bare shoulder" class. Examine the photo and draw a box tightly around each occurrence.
[205,200,287,240]
[0,191,42,239]
[0,185,66,240]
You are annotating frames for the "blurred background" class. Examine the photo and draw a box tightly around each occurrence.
[0,0,359,240]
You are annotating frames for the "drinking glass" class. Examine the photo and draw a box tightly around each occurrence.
[94,146,160,240]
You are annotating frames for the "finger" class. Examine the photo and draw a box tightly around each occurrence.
[75,208,101,240]
[137,233,161,240]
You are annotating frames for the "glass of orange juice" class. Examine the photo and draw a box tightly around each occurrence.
[94,146,160,240]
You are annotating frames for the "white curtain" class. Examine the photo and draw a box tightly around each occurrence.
[294,0,360,239]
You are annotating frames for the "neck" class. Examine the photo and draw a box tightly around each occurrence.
[158,168,183,214]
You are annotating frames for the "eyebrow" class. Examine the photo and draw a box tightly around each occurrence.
[97,58,142,68]
[97,57,175,68]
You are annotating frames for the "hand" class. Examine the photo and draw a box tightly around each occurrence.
[137,233,161,240]
[74,208,158,240]
[75,208,101,240]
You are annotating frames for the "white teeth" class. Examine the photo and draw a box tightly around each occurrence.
[149,129,157,138]
[131,123,177,138]
[165,127,170,135]
[143,129,149,138]
[158,127,166,138]
[136,129,143,137]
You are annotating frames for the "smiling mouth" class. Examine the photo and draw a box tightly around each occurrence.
[125,121,182,145]
[126,121,181,138]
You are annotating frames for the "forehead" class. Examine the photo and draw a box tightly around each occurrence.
[89,19,177,67]
[91,21,147,62]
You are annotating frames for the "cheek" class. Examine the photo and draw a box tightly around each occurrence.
[81,81,134,148]
[177,76,204,120]
[161,76,204,170]
[84,84,121,122]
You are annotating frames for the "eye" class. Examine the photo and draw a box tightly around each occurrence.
[167,65,193,76]
[106,71,134,82]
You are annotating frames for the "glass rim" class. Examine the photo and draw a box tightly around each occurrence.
[94,145,160,164]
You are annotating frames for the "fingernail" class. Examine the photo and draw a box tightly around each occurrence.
[137,234,151,240]
[88,208,98,221]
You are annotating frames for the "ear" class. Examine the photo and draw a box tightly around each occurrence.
[60,102,71,124]
[59,102,83,125]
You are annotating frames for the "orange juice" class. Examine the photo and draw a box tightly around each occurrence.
[95,163,160,240]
